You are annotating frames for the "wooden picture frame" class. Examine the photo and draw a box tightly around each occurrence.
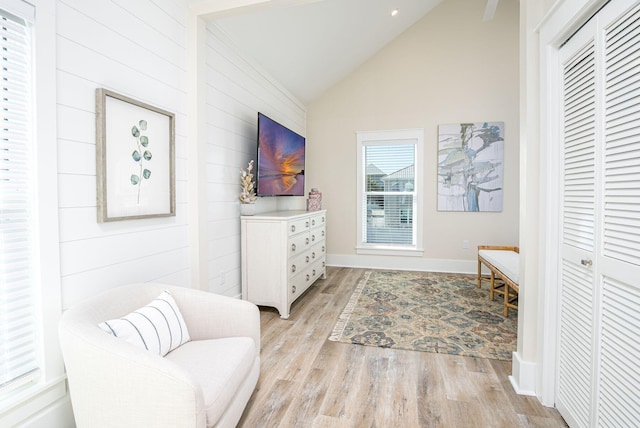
[96,88,175,222]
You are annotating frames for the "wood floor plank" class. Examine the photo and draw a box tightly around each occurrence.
[416,350,454,427]
[281,367,330,427]
[237,266,567,427]
[318,342,366,419]
[438,354,477,402]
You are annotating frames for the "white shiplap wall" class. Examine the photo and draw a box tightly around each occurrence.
[204,23,306,297]
[57,0,190,309]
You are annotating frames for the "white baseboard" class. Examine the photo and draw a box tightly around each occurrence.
[326,253,477,274]
[509,351,537,396]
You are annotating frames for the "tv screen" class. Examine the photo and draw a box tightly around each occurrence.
[256,113,306,196]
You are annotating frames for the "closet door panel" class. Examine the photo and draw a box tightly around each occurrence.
[556,1,640,427]
[598,3,640,426]
[557,29,597,428]
[599,276,640,427]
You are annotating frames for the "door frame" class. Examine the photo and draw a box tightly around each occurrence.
[535,0,610,407]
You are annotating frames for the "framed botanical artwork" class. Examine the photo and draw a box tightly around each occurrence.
[96,88,175,222]
[437,122,504,212]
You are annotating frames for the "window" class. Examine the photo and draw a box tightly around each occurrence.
[0,0,64,424]
[356,129,424,256]
[0,0,39,398]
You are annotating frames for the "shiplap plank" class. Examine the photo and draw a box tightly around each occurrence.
[61,248,190,309]
[57,3,185,90]
[58,204,188,243]
[57,174,96,209]
[56,36,186,112]
[206,25,305,128]
[111,0,186,43]
[60,225,189,276]
[207,181,237,203]
[57,139,95,176]
[59,0,186,63]
[207,161,247,186]
[57,104,94,144]
[207,218,241,241]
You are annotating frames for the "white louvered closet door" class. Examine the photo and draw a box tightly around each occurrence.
[557,1,640,427]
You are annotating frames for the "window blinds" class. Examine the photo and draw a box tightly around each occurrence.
[362,143,416,245]
[0,3,40,396]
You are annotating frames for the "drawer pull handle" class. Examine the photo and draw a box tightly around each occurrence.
[291,264,296,273]
[305,221,309,228]
[305,256,310,263]
[322,230,325,237]
[312,219,316,226]
[312,269,316,276]
[311,235,316,242]
[291,243,296,252]
[306,274,310,281]
[291,285,297,294]
[322,246,325,252]
[581,259,592,267]
[291,225,295,232]
[322,262,326,268]
[305,237,309,245]
[312,252,316,259]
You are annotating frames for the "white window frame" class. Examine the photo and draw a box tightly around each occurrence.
[356,128,424,256]
[0,0,65,425]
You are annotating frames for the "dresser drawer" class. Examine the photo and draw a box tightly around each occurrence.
[309,225,325,245]
[309,257,326,282]
[288,252,311,279]
[308,242,325,263]
[288,233,310,258]
[289,269,314,300]
[289,258,325,301]
[310,212,326,228]
[288,217,310,236]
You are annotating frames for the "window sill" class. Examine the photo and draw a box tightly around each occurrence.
[356,245,424,257]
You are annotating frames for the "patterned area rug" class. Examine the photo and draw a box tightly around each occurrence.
[329,270,517,360]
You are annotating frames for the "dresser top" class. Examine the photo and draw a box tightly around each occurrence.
[242,209,326,220]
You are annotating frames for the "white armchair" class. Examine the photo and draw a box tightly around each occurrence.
[59,283,260,428]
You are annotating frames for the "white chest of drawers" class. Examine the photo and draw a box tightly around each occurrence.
[240,210,327,319]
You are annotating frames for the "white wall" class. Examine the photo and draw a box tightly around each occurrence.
[307,0,520,272]
[15,1,193,425]
[21,1,309,424]
[56,0,191,309]
[202,23,306,297]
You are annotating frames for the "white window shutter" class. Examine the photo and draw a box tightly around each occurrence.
[363,144,416,245]
[0,4,40,395]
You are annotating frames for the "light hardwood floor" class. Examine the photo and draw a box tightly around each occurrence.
[237,267,567,428]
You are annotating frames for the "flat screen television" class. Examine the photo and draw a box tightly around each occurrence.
[256,112,306,196]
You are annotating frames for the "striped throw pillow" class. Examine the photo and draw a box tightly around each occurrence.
[99,290,191,356]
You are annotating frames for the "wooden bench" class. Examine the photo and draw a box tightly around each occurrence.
[477,245,519,317]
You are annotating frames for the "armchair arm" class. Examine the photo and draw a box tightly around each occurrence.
[59,314,206,428]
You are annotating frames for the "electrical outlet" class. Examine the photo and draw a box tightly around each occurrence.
[463,240,470,249]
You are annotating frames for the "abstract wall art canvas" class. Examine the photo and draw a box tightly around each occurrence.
[437,122,504,212]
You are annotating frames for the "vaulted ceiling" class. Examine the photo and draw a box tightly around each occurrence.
[197,0,501,105]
